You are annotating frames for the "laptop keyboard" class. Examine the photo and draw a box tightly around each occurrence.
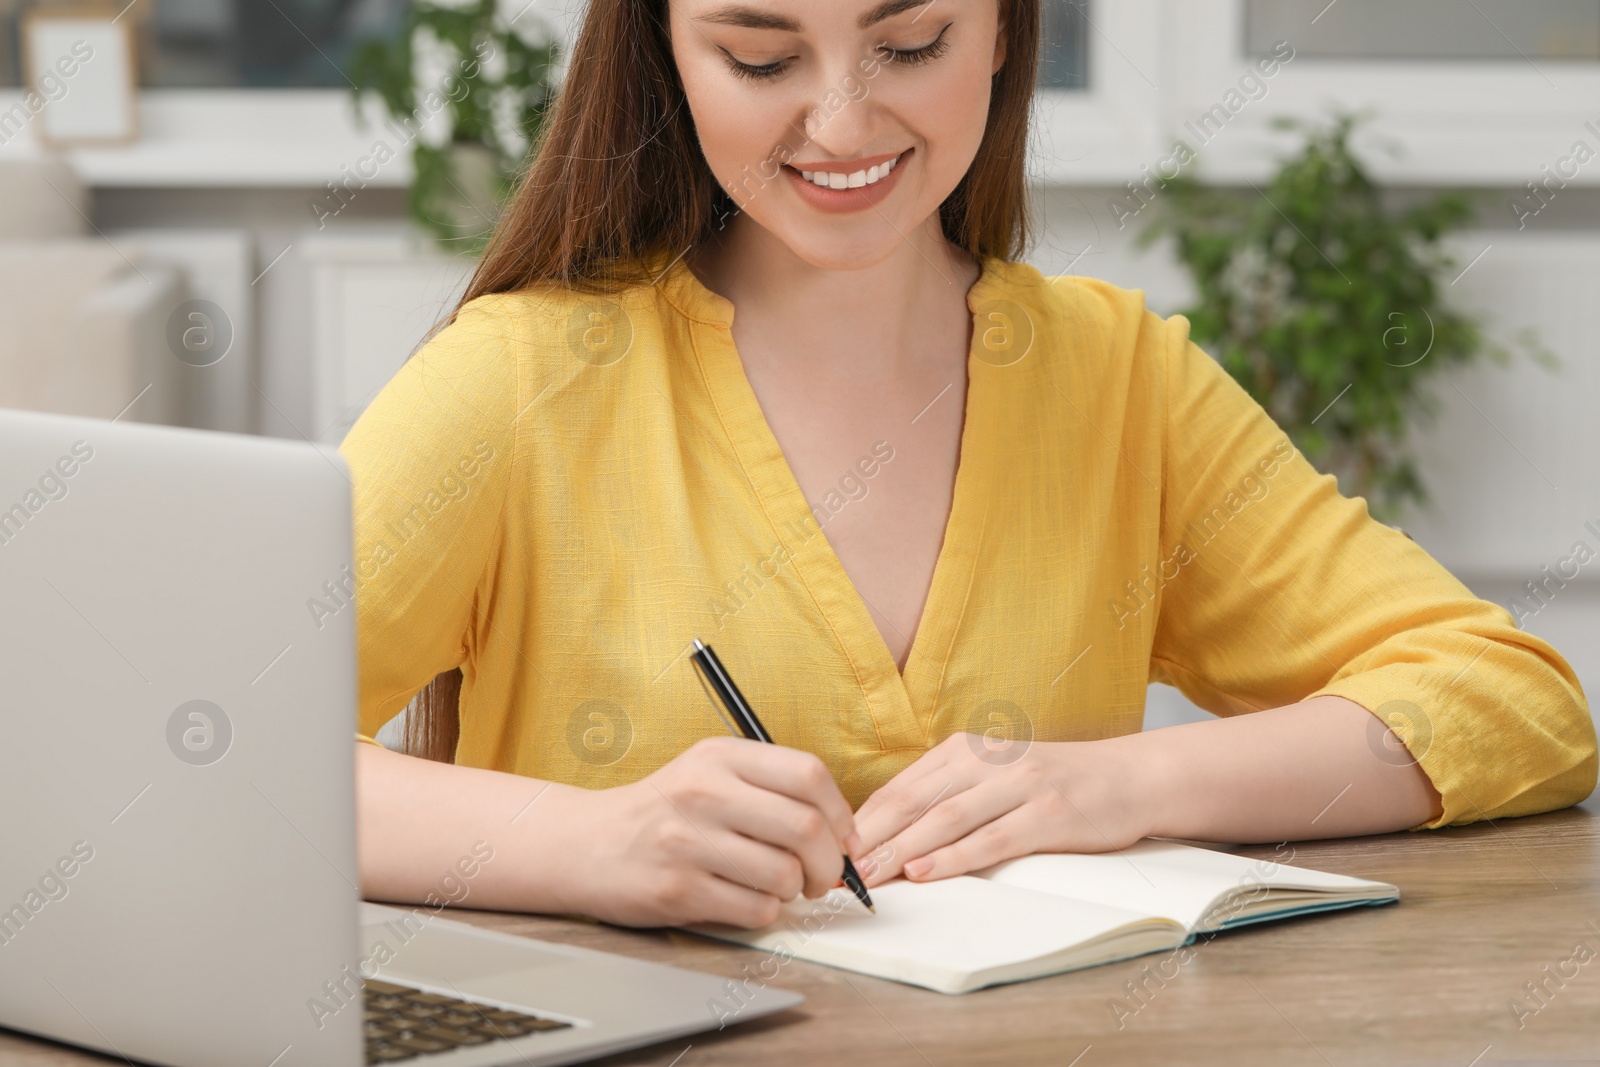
[364,978,573,1063]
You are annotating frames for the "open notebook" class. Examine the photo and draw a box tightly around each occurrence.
[685,840,1398,994]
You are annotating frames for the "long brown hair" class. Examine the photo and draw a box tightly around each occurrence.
[401,0,1040,762]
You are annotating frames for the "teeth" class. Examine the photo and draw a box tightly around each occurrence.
[799,153,902,190]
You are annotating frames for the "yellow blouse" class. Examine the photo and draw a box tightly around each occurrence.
[338,250,1597,830]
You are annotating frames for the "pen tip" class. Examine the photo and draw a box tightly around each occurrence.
[866,903,876,914]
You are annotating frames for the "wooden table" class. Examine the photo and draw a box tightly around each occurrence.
[5,797,1596,1066]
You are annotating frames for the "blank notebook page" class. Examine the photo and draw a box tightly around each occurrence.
[703,874,1182,988]
[977,840,1382,930]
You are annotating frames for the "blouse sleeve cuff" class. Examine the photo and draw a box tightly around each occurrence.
[1308,673,1472,832]
[1309,670,1596,832]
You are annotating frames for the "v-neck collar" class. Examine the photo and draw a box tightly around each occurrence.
[661,251,1011,751]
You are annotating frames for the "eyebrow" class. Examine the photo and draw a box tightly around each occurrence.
[694,0,938,33]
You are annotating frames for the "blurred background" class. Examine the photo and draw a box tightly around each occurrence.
[0,0,1594,732]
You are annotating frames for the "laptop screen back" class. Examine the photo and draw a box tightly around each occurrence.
[0,408,363,1067]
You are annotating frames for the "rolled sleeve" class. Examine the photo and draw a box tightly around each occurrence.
[1147,310,1597,829]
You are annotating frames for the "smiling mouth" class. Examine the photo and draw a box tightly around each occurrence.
[788,150,907,191]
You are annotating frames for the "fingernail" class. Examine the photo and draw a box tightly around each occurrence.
[846,830,863,855]
[904,857,932,879]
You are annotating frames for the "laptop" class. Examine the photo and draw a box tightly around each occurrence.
[0,407,801,1066]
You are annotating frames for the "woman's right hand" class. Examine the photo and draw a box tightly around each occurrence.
[551,736,863,929]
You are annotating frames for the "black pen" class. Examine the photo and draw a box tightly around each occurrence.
[689,638,875,915]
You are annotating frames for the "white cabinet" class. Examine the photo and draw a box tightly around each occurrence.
[114,229,256,433]
[302,228,475,444]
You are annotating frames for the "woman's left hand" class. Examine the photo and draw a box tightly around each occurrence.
[851,733,1153,886]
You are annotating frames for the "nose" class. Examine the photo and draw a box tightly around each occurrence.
[794,58,877,158]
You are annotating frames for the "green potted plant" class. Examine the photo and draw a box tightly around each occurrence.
[350,0,560,253]
[1143,113,1550,521]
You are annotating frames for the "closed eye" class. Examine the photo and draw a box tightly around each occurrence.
[721,49,794,81]
[879,22,953,68]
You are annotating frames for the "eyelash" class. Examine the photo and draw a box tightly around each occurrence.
[723,23,954,82]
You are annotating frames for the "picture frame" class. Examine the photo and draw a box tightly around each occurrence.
[21,7,138,147]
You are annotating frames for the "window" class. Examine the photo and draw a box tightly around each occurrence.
[1038,0,1090,88]
[0,0,405,87]
[1029,0,1162,184]
[1164,0,1600,188]
[1245,0,1600,61]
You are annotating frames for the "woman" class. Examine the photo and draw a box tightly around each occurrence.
[343,0,1597,929]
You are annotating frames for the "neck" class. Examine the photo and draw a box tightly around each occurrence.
[687,214,982,380]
